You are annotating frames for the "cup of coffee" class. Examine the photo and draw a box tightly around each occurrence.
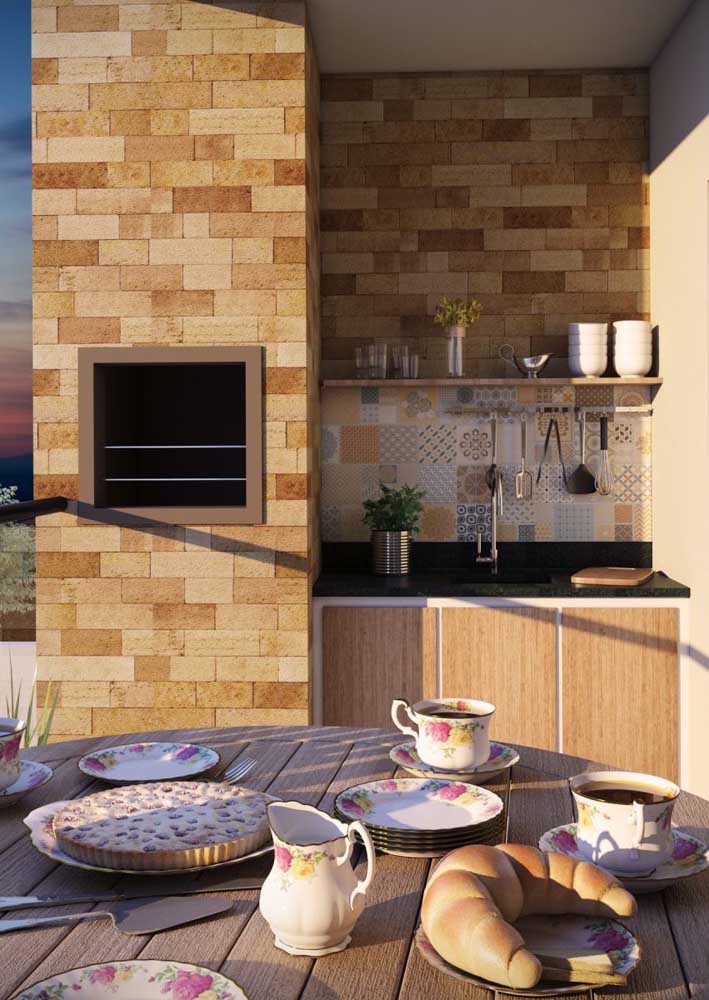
[570,769,679,874]
[0,718,25,791]
[390,698,495,771]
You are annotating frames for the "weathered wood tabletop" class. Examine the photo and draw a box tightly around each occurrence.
[3,725,708,1000]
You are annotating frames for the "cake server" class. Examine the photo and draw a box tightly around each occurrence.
[0,876,265,911]
[0,894,234,935]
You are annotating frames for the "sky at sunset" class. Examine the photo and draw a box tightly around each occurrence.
[0,4,31,464]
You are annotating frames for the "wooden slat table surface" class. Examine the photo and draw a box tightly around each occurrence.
[3,726,708,1000]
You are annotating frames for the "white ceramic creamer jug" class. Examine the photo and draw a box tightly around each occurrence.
[259,800,376,956]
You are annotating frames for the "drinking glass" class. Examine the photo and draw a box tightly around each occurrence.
[402,353,419,379]
[354,346,368,379]
[372,343,388,379]
[391,344,409,379]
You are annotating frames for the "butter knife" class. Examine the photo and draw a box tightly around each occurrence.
[0,877,264,912]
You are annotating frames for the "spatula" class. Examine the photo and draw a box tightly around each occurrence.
[0,894,233,935]
[565,413,596,495]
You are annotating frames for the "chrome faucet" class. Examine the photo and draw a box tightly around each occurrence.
[476,416,502,575]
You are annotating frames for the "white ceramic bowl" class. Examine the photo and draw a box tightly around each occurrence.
[569,349,608,362]
[569,334,608,345]
[614,349,652,359]
[569,323,608,337]
[613,321,652,337]
[569,356,608,377]
[614,357,652,377]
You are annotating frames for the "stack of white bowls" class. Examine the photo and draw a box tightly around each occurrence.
[613,321,653,377]
[568,323,608,377]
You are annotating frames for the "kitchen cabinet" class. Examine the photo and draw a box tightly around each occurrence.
[322,607,437,727]
[561,608,679,780]
[440,607,558,751]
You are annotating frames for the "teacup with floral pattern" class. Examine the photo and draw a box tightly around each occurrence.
[391,698,495,771]
[571,769,680,874]
[0,717,25,792]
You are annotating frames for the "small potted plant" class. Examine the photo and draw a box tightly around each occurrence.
[363,484,426,576]
[434,296,482,377]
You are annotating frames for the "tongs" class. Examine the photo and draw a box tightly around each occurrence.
[536,416,567,486]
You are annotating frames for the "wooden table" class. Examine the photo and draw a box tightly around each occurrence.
[3,725,708,1000]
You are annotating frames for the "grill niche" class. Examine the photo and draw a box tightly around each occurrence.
[79,347,263,524]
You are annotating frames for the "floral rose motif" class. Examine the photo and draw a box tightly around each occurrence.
[398,749,415,764]
[84,756,106,771]
[588,927,628,953]
[379,779,398,792]
[170,970,214,1000]
[551,829,578,853]
[672,838,697,861]
[434,782,467,800]
[425,721,451,743]
[176,746,200,761]
[89,966,116,985]
[291,856,316,879]
[2,735,20,761]
[449,727,472,747]
[488,743,503,760]
[275,845,292,872]
[340,796,365,817]
[129,744,146,753]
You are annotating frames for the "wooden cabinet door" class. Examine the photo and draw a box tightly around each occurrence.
[322,607,437,727]
[441,607,558,750]
[562,608,679,780]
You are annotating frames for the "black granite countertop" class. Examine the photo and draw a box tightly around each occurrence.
[314,543,690,599]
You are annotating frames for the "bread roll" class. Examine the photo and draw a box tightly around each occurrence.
[421,844,637,989]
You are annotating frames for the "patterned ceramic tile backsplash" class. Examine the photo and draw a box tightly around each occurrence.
[321,383,652,542]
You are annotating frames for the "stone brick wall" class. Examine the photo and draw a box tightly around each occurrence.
[31,0,319,739]
[320,71,649,377]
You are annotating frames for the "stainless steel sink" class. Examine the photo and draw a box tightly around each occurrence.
[450,569,552,585]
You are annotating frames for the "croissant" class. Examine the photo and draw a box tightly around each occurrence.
[421,843,637,989]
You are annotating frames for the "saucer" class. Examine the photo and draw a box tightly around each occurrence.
[78,741,220,783]
[0,760,53,809]
[390,740,519,783]
[17,961,249,1000]
[415,915,640,996]
[539,823,708,893]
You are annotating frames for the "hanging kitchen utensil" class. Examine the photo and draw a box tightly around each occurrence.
[515,414,533,500]
[486,415,498,497]
[595,415,614,496]
[536,416,567,487]
[566,412,596,495]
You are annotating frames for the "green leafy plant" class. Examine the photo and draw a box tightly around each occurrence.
[434,295,482,330]
[363,484,426,534]
[4,666,59,747]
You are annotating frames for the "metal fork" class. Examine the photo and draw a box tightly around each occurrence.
[223,757,257,784]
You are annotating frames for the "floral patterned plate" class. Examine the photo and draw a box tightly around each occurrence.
[25,800,273,876]
[540,823,709,893]
[78,741,220,783]
[0,760,53,809]
[415,915,640,996]
[16,960,250,1000]
[390,740,519,783]
[335,777,504,834]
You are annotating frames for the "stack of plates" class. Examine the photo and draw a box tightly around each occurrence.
[335,777,505,857]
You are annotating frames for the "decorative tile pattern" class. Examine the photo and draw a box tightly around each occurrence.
[418,465,457,504]
[457,425,492,462]
[321,385,653,542]
[419,426,457,464]
[380,426,418,463]
[457,504,492,543]
[340,425,379,464]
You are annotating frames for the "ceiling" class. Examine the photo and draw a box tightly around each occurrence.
[308,0,694,74]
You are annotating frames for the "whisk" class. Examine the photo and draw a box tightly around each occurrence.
[595,415,614,496]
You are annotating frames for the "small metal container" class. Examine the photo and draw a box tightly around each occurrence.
[371,531,411,576]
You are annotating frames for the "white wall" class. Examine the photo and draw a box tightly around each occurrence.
[650,0,709,795]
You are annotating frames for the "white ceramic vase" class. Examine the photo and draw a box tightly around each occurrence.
[259,800,376,957]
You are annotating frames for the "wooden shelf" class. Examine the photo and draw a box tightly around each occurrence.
[321,377,663,388]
